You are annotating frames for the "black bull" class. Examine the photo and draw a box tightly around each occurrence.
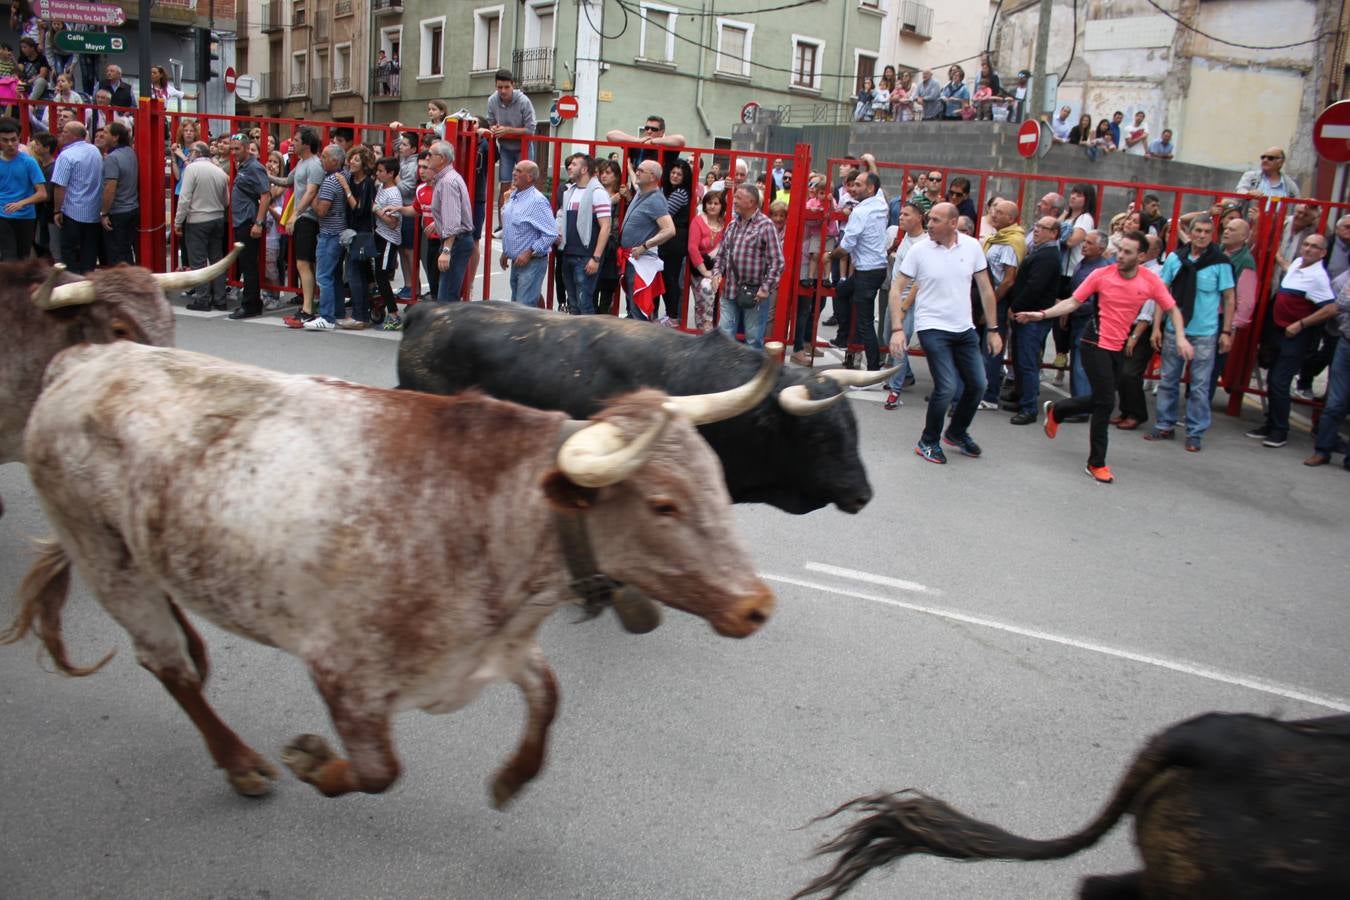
[794,712,1350,899]
[396,302,874,515]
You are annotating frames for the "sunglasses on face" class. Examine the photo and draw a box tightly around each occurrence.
[640,125,661,133]
[1260,155,1283,162]
[949,190,966,198]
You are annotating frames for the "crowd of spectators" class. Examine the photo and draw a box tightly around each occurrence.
[1052,106,1174,161]
[854,57,1024,123]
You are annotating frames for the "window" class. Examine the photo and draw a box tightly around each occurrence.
[638,3,677,62]
[791,35,823,91]
[420,16,445,78]
[524,1,556,50]
[380,25,401,58]
[715,18,753,78]
[854,51,876,93]
[334,42,351,90]
[474,5,504,71]
[290,51,307,95]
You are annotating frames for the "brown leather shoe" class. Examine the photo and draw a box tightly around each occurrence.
[1115,417,1141,430]
[1303,453,1330,467]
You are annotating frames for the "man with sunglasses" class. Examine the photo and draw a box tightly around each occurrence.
[606,115,686,189]
[1237,147,1300,201]
[947,176,975,221]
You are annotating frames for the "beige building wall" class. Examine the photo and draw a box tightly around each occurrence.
[880,0,997,74]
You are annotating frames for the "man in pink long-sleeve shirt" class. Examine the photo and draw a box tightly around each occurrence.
[428,140,473,301]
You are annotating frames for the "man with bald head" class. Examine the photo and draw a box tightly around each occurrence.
[889,202,1003,464]
[49,120,105,273]
[498,159,557,306]
[1237,146,1299,201]
[1212,216,1257,402]
[979,198,1025,408]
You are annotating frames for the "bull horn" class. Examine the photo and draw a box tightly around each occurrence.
[664,345,780,426]
[151,243,245,292]
[778,384,846,416]
[820,362,904,389]
[32,264,97,310]
[557,403,676,488]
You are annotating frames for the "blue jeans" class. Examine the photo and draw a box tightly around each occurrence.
[509,254,548,305]
[1156,332,1217,438]
[718,294,775,349]
[1069,315,1091,398]
[1263,326,1316,441]
[345,243,372,323]
[316,232,343,322]
[559,254,599,314]
[1013,318,1053,415]
[886,307,916,391]
[1313,337,1350,456]
[917,328,985,444]
[437,232,474,301]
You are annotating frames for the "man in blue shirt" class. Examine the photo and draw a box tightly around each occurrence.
[0,116,46,260]
[1147,218,1234,451]
[497,160,556,306]
[1147,129,1176,160]
[829,172,889,371]
[50,120,103,273]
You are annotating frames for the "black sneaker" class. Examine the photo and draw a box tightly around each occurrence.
[914,441,947,464]
[942,432,982,458]
[1245,425,1271,439]
[1261,435,1288,448]
[1010,412,1037,425]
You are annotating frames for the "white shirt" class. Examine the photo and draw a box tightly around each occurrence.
[1281,258,1335,302]
[839,193,889,270]
[1050,115,1072,141]
[1063,212,1094,275]
[1123,122,1149,156]
[899,233,988,334]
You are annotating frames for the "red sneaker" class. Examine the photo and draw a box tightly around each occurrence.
[1042,401,1058,439]
[1084,464,1114,484]
[884,390,902,410]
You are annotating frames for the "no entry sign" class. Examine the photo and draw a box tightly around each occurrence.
[224,67,237,93]
[1314,101,1350,164]
[1017,119,1041,159]
[556,95,579,120]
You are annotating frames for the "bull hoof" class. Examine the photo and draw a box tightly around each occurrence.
[282,733,335,784]
[612,586,663,634]
[228,755,280,798]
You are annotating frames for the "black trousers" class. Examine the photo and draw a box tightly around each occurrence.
[0,216,36,261]
[1116,325,1154,424]
[58,216,100,274]
[833,266,886,370]
[233,222,262,313]
[105,211,138,266]
[1051,341,1124,468]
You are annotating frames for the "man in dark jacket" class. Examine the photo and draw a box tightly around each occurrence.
[97,64,134,108]
[1009,216,1064,424]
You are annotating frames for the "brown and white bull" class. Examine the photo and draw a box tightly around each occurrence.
[4,341,777,807]
[0,249,240,517]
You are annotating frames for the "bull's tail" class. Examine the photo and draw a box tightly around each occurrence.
[0,540,114,676]
[792,747,1173,899]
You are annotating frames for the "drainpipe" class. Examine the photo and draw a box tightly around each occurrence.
[694,0,712,139]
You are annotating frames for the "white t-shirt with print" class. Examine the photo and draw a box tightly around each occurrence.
[899,233,988,334]
[1063,212,1094,275]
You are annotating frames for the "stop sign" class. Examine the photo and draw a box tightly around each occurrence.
[1313,100,1350,163]
[1017,119,1041,159]
[224,66,237,93]
[556,94,579,120]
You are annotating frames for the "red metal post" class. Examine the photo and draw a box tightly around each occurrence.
[770,143,813,346]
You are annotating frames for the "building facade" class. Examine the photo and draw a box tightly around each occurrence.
[363,0,882,148]
[236,0,370,125]
[878,0,997,77]
[992,0,1340,181]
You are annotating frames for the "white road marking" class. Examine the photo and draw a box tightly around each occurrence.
[804,562,937,595]
[764,572,1350,712]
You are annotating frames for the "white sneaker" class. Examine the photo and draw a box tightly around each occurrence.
[263,294,286,310]
[302,317,333,331]
[977,399,999,410]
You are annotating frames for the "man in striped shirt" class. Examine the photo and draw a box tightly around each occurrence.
[497,160,555,306]
[50,120,103,274]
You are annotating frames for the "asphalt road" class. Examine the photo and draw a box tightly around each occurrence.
[2,307,1347,900]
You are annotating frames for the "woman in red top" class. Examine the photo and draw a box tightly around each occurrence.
[1015,231,1192,484]
[686,189,726,332]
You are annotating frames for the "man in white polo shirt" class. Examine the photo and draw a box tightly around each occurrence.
[888,202,1002,464]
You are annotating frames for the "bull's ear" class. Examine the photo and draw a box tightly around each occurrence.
[541,470,600,510]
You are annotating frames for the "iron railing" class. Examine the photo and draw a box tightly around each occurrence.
[372,64,400,98]
[900,1,934,39]
[512,47,554,92]
[335,0,352,16]
[332,76,351,94]
[373,0,402,14]
[292,6,306,26]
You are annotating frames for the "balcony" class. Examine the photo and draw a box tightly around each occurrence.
[373,0,402,16]
[332,75,351,94]
[334,0,352,16]
[900,1,933,40]
[289,78,308,97]
[313,10,329,43]
[371,65,400,99]
[292,6,306,26]
[512,47,554,92]
[261,2,284,33]
[312,77,330,110]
